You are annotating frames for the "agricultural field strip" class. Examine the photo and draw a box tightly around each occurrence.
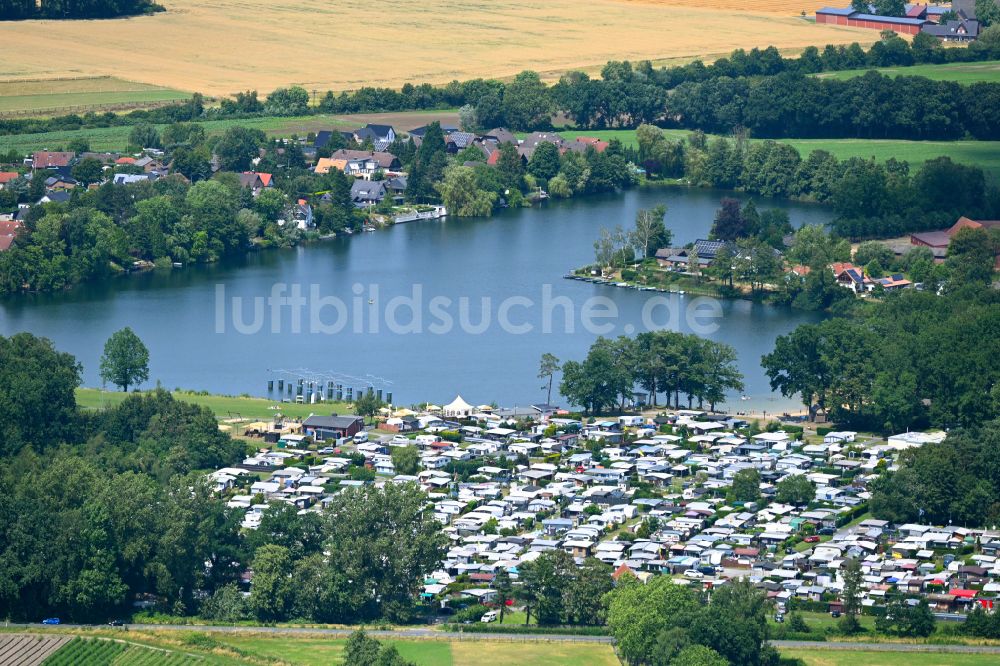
[0,77,189,114]
[0,634,71,666]
[0,0,878,95]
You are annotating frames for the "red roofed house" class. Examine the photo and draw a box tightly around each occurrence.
[564,137,610,154]
[0,220,22,252]
[32,151,75,170]
[831,262,872,293]
[0,172,19,189]
[612,563,634,581]
[116,156,137,166]
[911,216,1000,268]
[238,172,274,196]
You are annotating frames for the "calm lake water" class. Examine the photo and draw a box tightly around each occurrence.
[0,187,833,413]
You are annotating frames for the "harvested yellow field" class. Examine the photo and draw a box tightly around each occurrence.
[0,76,188,115]
[0,0,877,96]
[621,0,824,15]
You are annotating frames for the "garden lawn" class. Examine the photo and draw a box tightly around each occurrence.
[771,610,876,631]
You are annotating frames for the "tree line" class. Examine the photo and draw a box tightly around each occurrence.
[0,333,446,623]
[3,29,1000,138]
[559,332,745,414]
[0,0,162,20]
[666,69,1000,141]
[636,125,1000,240]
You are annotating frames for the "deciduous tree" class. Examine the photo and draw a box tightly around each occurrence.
[99,327,149,392]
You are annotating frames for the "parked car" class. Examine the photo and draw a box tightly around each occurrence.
[108,620,125,627]
[683,569,704,579]
[480,610,498,623]
[318,446,335,454]
[41,618,60,625]
[804,535,821,543]
[831,609,842,618]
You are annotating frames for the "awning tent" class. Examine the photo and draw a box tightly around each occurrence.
[443,395,474,417]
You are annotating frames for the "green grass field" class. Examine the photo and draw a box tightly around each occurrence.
[781,648,1000,666]
[213,635,620,666]
[17,627,1000,666]
[0,77,190,116]
[75,387,355,422]
[558,129,1000,180]
[0,114,353,154]
[770,610,877,632]
[816,60,1000,84]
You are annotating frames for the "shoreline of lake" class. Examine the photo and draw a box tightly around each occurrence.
[1,187,833,411]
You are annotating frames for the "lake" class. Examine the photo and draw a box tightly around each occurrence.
[0,186,834,413]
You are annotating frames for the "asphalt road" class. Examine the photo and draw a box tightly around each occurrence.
[8,623,1000,653]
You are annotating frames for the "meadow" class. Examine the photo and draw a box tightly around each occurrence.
[0,77,189,116]
[148,633,623,666]
[20,628,1000,666]
[557,129,1000,179]
[9,628,621,666]
[75,387,355,422]
[0,0,876,96]
[817,60,1000,84]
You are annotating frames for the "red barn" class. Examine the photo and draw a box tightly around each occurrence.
[816,7,928,34]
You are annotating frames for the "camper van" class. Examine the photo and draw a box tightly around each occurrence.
[353,431,369,443]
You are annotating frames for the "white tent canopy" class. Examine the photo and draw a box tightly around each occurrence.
[443,395,474,417]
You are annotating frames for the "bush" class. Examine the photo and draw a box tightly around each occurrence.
[837,614,863,635]
[451,603,489,624]
[788,612,810,633]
